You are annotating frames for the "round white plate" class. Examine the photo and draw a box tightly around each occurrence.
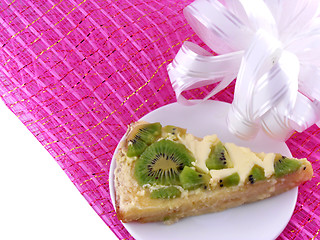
[109,100,297,240]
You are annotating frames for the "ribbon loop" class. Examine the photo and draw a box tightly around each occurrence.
[168,41,242,105]
[251,50,299,120]
[289,94,320,132]
[299,64,320,100]
[184,0,252,54]
[233,29,282,116]
[238,0,278,36]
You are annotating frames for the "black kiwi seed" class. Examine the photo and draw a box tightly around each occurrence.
[134,139,195,186]
[248,174,255,184]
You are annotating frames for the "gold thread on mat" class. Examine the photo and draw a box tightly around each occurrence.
[42,107,118,147]
[0,0,17,15]
[130,76,168,116]
[5,6,190,111]
[35,0,88,60]
[5,0,63,42]
[312,228,320,240]
[80,173,105,186]
[23,40,180,130]
[121,59,171,106]
[3,32,44,67]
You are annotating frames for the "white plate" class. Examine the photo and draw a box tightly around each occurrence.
[109,100,297,240]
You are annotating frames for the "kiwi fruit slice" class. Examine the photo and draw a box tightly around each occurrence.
[248,165,265,184]
[179,166,210,190]
[127,140,147,158]
[206,141,231,170]
[150,186,181,199]
[219,172,240,187]
[126,122,162,157]
[134,139,194,186]
[163,125,187,136]
[274,154,302,178]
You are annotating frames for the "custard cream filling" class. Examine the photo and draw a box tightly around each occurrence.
[126,130,278,189]
[210,143,275,185]
[177,134,276,185]
[177,133,219,173]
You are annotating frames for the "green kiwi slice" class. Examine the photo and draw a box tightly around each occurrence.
[126,122,162,157]
[206,141,231,170]
[127,140,147,157]
[219,172,240,187]
[248,165,265,184]
[274,154,302,178]
[150,186,181,199]
[134,139,194,186]
[179,166,210,190]
[163,125,187,136]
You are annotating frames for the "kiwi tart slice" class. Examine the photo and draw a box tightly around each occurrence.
[114,121,313,223]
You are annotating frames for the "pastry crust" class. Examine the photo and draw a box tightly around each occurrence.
[114,122,313,223]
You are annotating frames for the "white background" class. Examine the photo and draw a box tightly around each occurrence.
[0,100,118,240]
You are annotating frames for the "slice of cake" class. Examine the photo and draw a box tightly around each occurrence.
[114,121,313,223]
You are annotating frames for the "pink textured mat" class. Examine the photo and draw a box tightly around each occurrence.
[0,1,319,239]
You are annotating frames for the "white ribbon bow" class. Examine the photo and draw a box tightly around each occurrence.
[168,0,320,140]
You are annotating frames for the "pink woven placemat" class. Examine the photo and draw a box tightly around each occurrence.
[0,1,319,239]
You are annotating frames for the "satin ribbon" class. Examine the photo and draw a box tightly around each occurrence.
[168,0,320,140]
